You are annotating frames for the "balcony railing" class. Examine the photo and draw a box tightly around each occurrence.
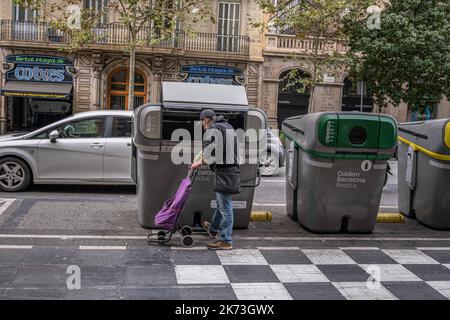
[0,20,250,55]
[265,33,348,55]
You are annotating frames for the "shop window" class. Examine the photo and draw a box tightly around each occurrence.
[108,68,147,110]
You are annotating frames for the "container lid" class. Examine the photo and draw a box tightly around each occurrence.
[161,82,249,111]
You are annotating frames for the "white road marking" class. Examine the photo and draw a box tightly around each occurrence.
[79,246,127,250]
[426,281,450,299]
[360,264,422,282]
[339,247,381,251]
[333,282,397,300]
[0,245,33,249]
[382,250,440,265]
[175,265,229,284]
[232,283,293,300]
[270,265,329,283]
[416,247,450,251]
[0,198,16,217]
[257,247,300,250]
[302,249,356,265]
[261,180,285,183]
[217,249,268,265]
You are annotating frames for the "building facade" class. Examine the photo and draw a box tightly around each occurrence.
[0,0,449,134]
[0,0,264,134]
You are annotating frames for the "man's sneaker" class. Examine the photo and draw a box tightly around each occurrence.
[207,240,232,250]
[202,221,218,239]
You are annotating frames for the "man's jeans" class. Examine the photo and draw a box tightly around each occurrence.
[209,192,233,244]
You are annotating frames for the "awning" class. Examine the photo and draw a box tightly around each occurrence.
[0,81,72,99]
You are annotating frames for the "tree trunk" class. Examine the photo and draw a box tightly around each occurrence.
[127,45,136,111]
[127,4,138,111]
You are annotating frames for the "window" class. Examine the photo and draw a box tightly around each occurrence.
[108,68,147,110]
[111,117,132,137]
[53,118,106,139]
[84,0,109,25]
[217,2,241,52]
[14,4,37,22]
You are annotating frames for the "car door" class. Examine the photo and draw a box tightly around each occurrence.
[103,116,133,182]
[36,116,106,182]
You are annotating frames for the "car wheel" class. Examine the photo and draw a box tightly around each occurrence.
[259,153,279,176]
[0,157,31,192]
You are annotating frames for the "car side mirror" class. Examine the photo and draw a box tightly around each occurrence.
[49,130,59,143]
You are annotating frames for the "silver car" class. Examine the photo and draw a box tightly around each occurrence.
[0,110,134,192]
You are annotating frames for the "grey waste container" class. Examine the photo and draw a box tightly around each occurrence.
[132,82,267,230]
[282,112,398,233]
[398,119,450,229]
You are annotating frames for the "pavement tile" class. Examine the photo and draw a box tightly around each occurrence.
[0,265,19,286]
[343,250,397,265]
[382,250,440,265]
[217,250,268,265]
[421,250,450,264]
[76,250,126,267]
[426,281,450,299]
[223,265,279,283]
[178,284,237,300]
[65,288,123,300]
[121,287,181,300]
[11,265,68,288]
[171,250,221,265]
[270,265,329,283]
[260,249,312,265]
[79,266,126,288]
[23,246,78,265]
[284,283,346,300]
[403,264,450,282]
[359,264,421,282]
[332,282,397,300]
[1,288,66,300]
[231,283,292,300]
[124,265,177,287]
[302,250,356,265]
[317,265,370,282]
[382,282,447,300]
[175,265,229,284]
[0,249,27,265]
[125,248,173,266]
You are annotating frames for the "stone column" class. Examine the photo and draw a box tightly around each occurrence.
[151,72,162,103]
[92,66,102,110]
[310,83,344,113]
[151,56,164,103]
[261,78,279,128]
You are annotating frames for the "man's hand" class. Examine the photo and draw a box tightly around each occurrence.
[191,162,202,169]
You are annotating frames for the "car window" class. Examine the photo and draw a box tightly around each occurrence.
[54,117,106,139]
[111,117,132,138]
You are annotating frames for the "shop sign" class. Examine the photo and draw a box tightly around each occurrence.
[6,55,73,84]
[181,65,243,85]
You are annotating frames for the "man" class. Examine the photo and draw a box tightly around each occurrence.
[191,109,241,250]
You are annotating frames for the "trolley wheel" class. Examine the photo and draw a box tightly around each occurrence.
[181,235,194,248]
[157,231,166,241]
[181,225,193,236]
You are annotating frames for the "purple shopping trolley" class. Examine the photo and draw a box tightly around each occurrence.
[147,169,197,247]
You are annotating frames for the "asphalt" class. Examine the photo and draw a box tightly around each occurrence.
[1,160,450,300]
